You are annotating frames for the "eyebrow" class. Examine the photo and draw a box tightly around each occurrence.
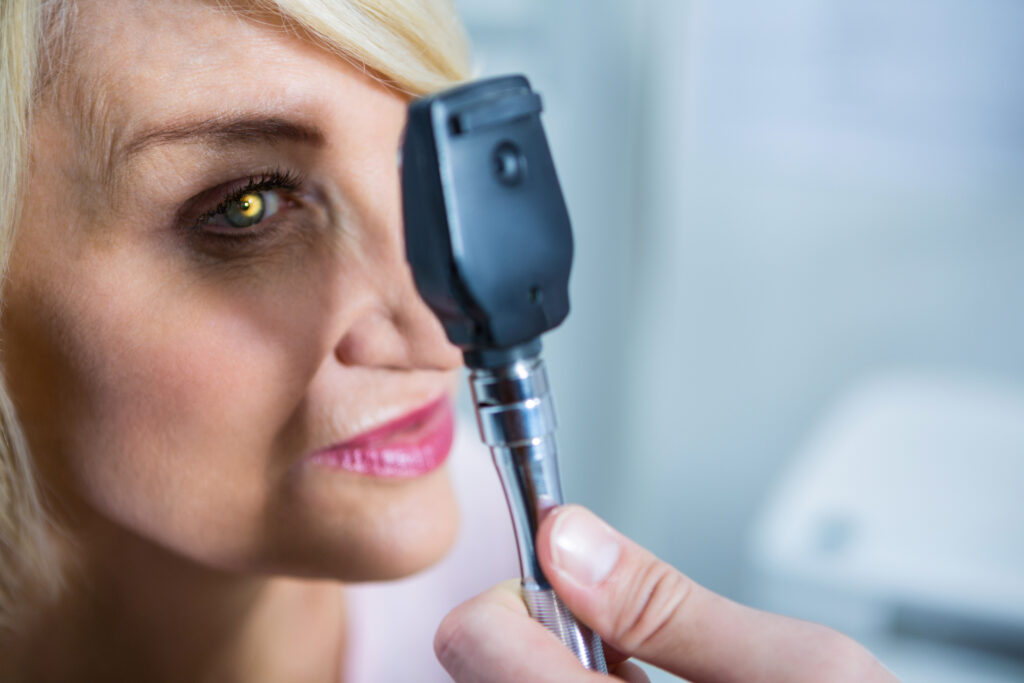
[116,114,327,165]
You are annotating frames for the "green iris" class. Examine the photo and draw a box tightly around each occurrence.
[223,192,266,228]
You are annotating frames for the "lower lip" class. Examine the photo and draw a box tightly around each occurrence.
[307,397,455,478]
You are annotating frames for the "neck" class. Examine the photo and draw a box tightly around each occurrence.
[2,517,347,683]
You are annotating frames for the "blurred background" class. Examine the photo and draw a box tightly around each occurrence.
[455,0,1024,680]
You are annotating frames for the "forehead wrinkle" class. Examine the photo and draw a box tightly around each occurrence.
[54,57,332,192]
[41,1,365,197]
[48,59,128,193]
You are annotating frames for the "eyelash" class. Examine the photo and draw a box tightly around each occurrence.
[191,168,305,233]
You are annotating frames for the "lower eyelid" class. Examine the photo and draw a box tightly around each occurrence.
[186,218,291,261]
[188,199,328,259]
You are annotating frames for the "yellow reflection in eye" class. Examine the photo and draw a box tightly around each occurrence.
[224,192,266,228]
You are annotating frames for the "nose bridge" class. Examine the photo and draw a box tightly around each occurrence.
[334,222,461,371]
[362,210,425,329]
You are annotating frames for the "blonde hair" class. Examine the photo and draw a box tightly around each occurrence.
[0,0,469,628]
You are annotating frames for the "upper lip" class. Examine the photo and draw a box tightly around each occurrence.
[312,394,450,452]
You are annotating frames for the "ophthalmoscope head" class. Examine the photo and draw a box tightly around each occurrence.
[400,74,572,368]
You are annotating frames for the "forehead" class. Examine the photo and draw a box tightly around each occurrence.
[53,0,361,178]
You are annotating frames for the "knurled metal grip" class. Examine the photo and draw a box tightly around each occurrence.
[523,585,609,673]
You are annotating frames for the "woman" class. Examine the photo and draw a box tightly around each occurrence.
[0,0,896,680]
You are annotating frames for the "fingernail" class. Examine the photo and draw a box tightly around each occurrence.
[550,507,621,587]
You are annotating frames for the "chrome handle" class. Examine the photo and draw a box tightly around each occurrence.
[470,355,607,674]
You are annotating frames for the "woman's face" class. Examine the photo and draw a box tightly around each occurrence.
[3,0,464,581]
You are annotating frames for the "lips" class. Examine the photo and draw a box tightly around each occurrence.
[307,396,455,478]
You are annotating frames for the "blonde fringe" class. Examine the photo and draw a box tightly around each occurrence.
[255,0,469,95]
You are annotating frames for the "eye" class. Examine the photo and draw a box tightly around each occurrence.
[209,189,282,230]
[181,168,305,245]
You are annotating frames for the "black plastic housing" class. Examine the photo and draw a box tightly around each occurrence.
[401,75,573,368]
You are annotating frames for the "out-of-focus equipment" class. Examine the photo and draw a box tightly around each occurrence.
[749,374,1024,683]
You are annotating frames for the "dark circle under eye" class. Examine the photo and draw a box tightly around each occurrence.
[224,192,266,228]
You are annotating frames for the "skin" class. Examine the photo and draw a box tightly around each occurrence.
[2,0,461,679]
[0,1,902,681]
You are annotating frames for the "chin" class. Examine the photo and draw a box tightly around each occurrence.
[263,464,461,582]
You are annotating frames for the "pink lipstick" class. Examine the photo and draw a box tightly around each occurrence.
[307,396,455,478]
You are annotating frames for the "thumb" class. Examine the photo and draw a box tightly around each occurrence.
[537,505,895,683]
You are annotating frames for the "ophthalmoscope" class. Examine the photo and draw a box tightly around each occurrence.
[400,75,607,673]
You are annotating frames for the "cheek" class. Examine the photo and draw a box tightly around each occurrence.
[23,244,459,579]
[19,244,338,566]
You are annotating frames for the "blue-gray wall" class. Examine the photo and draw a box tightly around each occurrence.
[456,0,1024,602]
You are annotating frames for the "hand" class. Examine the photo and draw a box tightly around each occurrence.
[435,505,897,682]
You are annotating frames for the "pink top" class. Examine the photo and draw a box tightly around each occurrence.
[343,424,520,681]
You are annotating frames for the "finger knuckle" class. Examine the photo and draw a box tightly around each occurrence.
[611,559,693,653]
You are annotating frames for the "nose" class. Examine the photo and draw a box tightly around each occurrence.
[334,263,463,371]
